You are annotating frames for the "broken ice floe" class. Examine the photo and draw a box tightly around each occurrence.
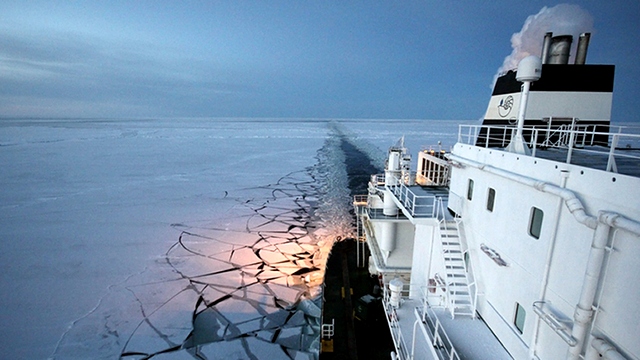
[136,172,330,359]
[53,131,355,359]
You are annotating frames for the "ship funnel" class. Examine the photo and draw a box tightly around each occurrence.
[547,35,573,64]
[541,32,553,64]
[574,32,591,65]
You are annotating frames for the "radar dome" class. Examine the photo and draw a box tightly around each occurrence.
[516,55,542,82]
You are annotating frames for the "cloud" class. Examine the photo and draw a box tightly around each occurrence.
[0,27,256,117]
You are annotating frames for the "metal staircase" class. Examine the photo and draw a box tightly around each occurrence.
[438,215,477,319]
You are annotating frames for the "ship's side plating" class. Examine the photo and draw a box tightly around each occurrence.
[448,138,640,359]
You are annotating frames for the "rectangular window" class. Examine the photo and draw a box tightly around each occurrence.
[514,302,526,334]
[486,188,495,212]
[529,207,544,239]
[467,179,474,200]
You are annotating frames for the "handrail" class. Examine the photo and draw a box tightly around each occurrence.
[321,319,335,339]
[386,175,438,217]
[353,194,368,205]
[366,207,404,219]
[382,282,411,360]
[457,220,478,318]
[436,200,478,318]
[420,306,461,360]
[435,199,454,317]
[532,301,577,346]
[457,124,640,175]
[371,173,386,186]
[380,281,465,360]
[420,144,450,154]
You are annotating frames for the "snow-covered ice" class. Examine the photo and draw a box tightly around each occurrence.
[0,118,466,359]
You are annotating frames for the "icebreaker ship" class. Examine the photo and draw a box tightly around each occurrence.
[352,32,640,360]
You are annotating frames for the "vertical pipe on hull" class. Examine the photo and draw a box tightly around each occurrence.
[379,221,397,253]
[567,217,611,360]
[383,188,399,216]
[384,149,401,216]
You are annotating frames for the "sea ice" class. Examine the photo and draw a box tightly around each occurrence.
[0,118,468,359]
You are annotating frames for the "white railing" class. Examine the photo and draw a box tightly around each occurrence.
[366,207,405,219]
[420,145,450,158]
[458,123,640,174]
[353,194,368,206]
[420,284,447,309]
[382,283,412,360]
[387,177,438,217]
[419,306,461,360]
[538,122,598,148]
[380,281,464,360]
[416,170,450,187]
[321,319,335,339]
[364,173,440,218]
[416,286,462,360]
[417,151,451,187]
[402,170,418,185]
[371,173,386,186]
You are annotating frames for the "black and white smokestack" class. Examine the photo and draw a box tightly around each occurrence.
[574,32,591,65]
[541,32,553,64]
[547,35,573,65]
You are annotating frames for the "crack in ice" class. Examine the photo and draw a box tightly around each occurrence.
[53,125,365,359]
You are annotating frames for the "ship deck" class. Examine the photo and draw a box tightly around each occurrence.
[532,146,640,177]
[394,299,512,360]
[366,185,450,221]
[459,124,640,178]
[387,185,450,220]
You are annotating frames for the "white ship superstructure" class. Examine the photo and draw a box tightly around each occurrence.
[354,33,640,360]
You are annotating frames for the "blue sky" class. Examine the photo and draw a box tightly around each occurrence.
[1,1,639,121]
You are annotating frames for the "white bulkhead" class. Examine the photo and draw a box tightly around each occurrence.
[448,143,640,359]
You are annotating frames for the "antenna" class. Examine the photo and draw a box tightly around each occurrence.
[506,55,542,155]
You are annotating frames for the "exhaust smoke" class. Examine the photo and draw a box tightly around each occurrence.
[493,4,594,84]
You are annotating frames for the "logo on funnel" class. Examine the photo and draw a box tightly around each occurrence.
[498,95,514,117]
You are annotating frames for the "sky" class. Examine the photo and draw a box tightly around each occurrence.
[1,1,639,121]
